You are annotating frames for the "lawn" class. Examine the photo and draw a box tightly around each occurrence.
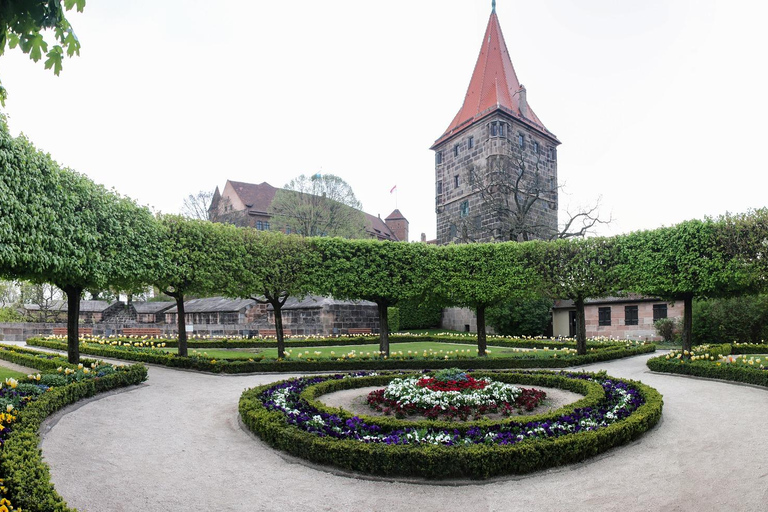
[0,365,28,380]
[162,342,578,361]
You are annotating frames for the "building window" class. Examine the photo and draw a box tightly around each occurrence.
[454,175,460,188]
[625,305,638,326]
[499,122,505,137]
[256,221,263,230]
[490,122,498,137]
[548,147,554,160]
[518,133,525,148]
[653,304,668,321]
[468,136,474,149]
[598,307,611,326]
[460,201,469,218]
[264,221,270,230]
[449,223,457,239]
[454,144,459,157]
[436,151,443,165]
[437,180,443,195]
[533,141,539,154]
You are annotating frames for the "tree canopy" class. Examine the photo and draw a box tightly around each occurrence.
[0,0,84,105]
[270,174,367,238]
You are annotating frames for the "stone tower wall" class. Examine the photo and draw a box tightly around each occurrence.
[434,113,558,245]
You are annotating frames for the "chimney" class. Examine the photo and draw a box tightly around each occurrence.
[518,84,528,118]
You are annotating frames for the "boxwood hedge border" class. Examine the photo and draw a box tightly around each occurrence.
[0,343,148,512]
[647,343,768,388]
[27,337,656,374]
[239,370,663,479]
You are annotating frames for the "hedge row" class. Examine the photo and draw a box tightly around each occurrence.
[647,350,768,388]
[27,338,655,374]
[0,343,101,371]
[731,343,768,355]
[0,344,148,512]
[239,370,664,479]
[45,334,637,351]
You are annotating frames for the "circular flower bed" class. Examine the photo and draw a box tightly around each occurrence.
[239,369,663,479]
[367,369,546,420]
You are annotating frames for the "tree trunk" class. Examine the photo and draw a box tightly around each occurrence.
[175,294,188,357]
[63,285,82,364]
[476,304,487,357]
[378,302,390,357]
[575,296,587,356]
[274,302,285,359]
[682,293,694,354]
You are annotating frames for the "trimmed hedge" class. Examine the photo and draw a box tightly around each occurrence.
[27,338,656,374]
[239,370,663,479]
[647,348,768,388]
[0,344,148,512]
[731,343,768,355]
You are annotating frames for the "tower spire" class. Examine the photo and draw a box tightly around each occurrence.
[492,0,496,13]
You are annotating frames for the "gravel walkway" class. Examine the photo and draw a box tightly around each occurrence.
[39,351,768,512]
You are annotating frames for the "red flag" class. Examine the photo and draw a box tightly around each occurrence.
[390,185,397,193]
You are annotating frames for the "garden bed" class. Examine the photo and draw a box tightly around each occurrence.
[647,344,768,387]
[27,337,656,373]
[239,369,663,479]
[0,343,147,512]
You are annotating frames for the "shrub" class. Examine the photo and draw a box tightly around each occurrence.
[387,307,400,333]
[654,318,677,343]
[692,295,768,344]
[397,296,443,330]
[487,297,554,337]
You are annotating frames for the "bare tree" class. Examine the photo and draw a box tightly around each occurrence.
[462,153,609,242]
[182,190,249,227]
[269,174,367,238]
[17,281,64,322]
[181,190,213,220]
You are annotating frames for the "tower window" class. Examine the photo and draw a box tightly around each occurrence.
[454,175,460,188]
[548,147,554,160]
[533,141,540,154]
[468,136,474,149]
[454,144,459,157]
[437,180,443,195]
[499,122,505,137]
[490,122,498,137]
[436,151,443,165]
[449,223,457,239]
[598,307,611,326]
[460,200,469,218]
[518,133,525,148]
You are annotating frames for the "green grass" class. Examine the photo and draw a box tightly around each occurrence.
[0,365,28,380]
[162,341,578,361]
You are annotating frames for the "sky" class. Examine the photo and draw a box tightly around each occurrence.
[2,0,767,242]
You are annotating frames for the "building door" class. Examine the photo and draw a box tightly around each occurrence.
[568,311,577,337]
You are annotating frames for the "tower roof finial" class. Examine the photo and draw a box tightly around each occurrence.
[492,0,496,13]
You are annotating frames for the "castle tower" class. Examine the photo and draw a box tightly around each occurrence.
[384,209,409,242]
[431,3,560,245]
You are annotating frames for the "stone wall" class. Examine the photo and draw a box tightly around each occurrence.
[434,112,559,245]
[551,300,683,341]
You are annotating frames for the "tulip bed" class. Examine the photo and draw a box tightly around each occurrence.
[239,369,663,479]
[647,343,768,387]
[27,336,655,373]
[0,344,147,512]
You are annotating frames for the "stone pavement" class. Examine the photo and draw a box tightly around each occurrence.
[37,350,768,512]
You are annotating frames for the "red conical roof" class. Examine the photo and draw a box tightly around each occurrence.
[432,10,556,148]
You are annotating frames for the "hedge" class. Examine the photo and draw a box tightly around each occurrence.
[0,343,148,512]
[239,370,663,479]
[647,346,768,388]
[27,338,656,374]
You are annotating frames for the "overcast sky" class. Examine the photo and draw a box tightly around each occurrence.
[2,0,767,241]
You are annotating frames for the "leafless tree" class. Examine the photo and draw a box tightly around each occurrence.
[460,153,609,242]
[181,190,213,220]
[182,190,249,227]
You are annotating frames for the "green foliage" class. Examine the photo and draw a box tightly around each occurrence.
[487,296,553,337]
[653,318,678,343]
[692,295,768,344]
[269,174,367,238]
[646,347,768,388]
[239,371,663,479]
[0,0,85,104]
[387,306,400,333]
[0,306,24,322]
[396,296,442,330]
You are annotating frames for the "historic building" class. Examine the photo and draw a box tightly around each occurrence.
[210,180,408,242]
[432,4,560,245]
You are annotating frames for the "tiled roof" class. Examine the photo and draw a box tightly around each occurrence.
[22,300,116,312]
[432,11,557,148]
[266,295,376,310]
[132,301,175,314]
[166,297,257,314]
[385,209,407,222]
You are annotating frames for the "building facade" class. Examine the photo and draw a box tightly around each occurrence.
[431,6,560,245]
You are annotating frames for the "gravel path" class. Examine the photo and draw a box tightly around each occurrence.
[39,352,768,512]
